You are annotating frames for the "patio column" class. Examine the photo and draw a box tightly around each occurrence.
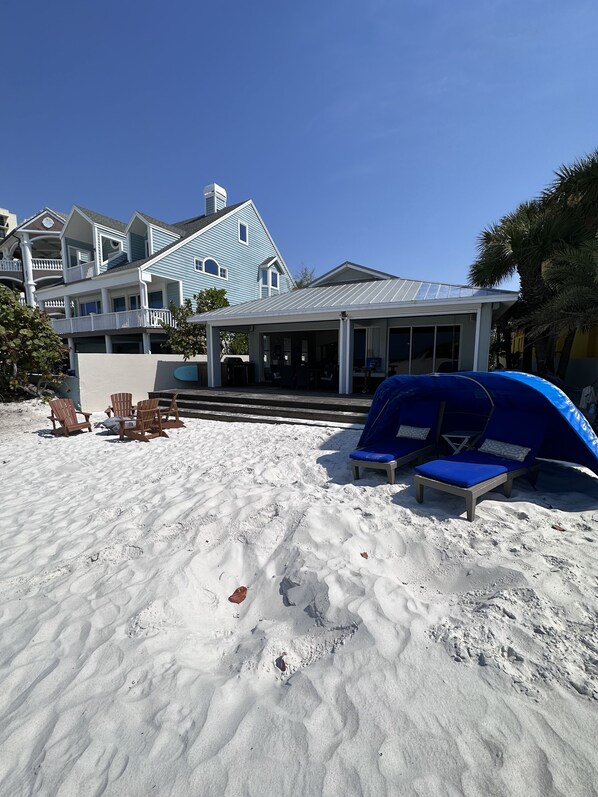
[142,332,151,354]
[63,295,72,318]
[105,335,113,354]
[248,328,260,382]
[206,324,222,387]
[21,233,36,307]
[338,312,353,394]
[475,304,493,371]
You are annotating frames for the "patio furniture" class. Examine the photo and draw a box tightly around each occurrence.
[414,407,544,521]
[160,393,185,429]
[441,430,480,454]
[48,399,93,436]
[106,392,134,419]
[350,398,445,484]
[119,398,168,442]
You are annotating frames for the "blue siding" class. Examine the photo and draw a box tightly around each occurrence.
[151,227,180,254]
[130,232,147,261]
[96,228,128,274]
[166,282,179,306]
[147,204,290,305]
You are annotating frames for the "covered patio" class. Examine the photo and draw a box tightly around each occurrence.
[191,263,519,395]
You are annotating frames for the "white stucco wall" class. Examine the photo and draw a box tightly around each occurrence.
[74,354,208,411]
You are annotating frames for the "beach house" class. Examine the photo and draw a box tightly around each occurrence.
[0,208,66,309]
[191,262,520,394]
[34,184,294,368]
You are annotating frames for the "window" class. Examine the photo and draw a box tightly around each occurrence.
[129,295,141,310]
[68,246,91,268]
[238,221,248,244]
[260,266,280,296]
[353,329,366,368]
[148,290,163,309]
[113,296,126,312]
[194,257,228,279]
[79,300,101,316]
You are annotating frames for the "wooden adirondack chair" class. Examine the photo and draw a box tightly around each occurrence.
[106,393,135,418]
[119,398,168,442]
[160,393,185,429]
[48,399,93,436]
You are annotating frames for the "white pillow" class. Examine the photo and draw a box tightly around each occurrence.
[396,425,430,440]
[478,438,531,462]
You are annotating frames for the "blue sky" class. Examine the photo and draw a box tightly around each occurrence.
[4,0,598,288]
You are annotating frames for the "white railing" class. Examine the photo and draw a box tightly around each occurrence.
[51,308,173,335]
[0,258,23,272]
[42,299,65,308]
[65,261,96,283]
[33,259,63,270]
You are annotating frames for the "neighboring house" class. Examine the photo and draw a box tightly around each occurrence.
[34,184,294,367]
[191,261,519,394]
[0,208,66,308]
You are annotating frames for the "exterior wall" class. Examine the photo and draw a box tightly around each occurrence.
[151,227,180,253]
[147,204,290,305]
[130,232,146,261]
[75,353,209,410]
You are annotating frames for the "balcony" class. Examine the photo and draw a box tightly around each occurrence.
[0,258,63,273]
[51,308,173,335]
[64,261,95,283]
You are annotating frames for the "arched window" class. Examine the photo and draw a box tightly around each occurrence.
[194,257,228,279]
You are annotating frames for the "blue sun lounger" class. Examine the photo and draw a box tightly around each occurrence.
[350,398,445,484]
[414,407,545,520]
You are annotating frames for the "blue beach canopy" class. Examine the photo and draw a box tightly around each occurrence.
[358,371,598,476]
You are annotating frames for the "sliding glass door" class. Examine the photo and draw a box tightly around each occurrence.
[388,325,460,374]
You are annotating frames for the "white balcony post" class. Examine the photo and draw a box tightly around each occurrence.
[21,233,36,307]
[142,332,151,354]
[139,280,149,309]
[105,335,113,354]
[206,324,222,387]
[100,288,110,315]
[64,295,72,319]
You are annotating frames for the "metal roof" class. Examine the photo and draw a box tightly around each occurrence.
[192,277,518,324]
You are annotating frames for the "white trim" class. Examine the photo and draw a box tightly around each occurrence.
[148,226,154,255]
[473,308,481,369]
[194,256,228,280]
[238,220,249,245]
[99,233,123,264]
[249,202,295,287]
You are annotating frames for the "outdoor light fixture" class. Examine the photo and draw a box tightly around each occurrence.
[340,311,348,319]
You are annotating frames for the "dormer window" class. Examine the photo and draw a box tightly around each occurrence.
[100,235,122,263]
[195,256,228,280]
[260,264,280,296]
[238,221,248,245]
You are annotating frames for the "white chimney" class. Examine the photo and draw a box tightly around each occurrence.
[203,184,227,215]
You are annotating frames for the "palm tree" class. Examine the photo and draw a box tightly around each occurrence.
[529,240,598,378]
[545,148,598,233]
[469,198,584,372]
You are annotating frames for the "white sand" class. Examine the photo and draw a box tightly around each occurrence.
[1,400,597,797]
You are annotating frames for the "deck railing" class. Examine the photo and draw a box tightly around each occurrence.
[51,308,173,335]
[0,258,64,272]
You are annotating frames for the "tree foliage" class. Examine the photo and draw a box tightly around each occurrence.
[159,287,248,358]
[294,264,316,289]
[0,286,66,400]
[469,147,598,377]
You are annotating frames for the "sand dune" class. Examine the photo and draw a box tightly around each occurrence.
[0,400,597,796]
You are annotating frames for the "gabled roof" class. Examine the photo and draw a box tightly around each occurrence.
[129,212,185,236]
[191,276,518,325]
[311,262,395,287]
[75,206,127,233]
[0,208,65,246]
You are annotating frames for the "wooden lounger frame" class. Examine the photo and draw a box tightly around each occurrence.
[414,464,539,521]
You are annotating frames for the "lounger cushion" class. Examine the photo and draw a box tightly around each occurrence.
[415,451,527,488]
[397,424,431,440]
[350,438,429,463]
